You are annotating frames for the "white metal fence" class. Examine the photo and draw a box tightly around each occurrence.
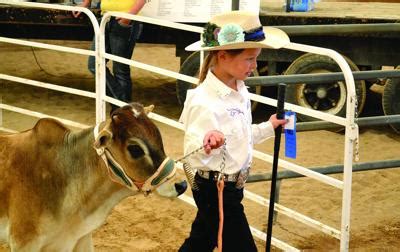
[0,2,358,251]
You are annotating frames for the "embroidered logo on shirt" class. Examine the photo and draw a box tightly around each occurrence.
[227,108,244,117]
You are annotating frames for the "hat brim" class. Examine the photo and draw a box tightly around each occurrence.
[185,27,290,51]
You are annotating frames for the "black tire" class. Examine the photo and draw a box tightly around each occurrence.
[382,66,400,134]
[176,51,262,110]
[176,51,200,106]
[284,53,366,122]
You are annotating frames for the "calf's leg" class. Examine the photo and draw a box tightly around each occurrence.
[73,233,94,252]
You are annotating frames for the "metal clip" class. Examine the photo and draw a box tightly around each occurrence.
[95,146,105,156]
[217,172,223,181]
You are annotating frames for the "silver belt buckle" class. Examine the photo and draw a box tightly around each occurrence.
[198,170,239,182]
[199,170,207,179]
[222,172,238,182]
[198,170,212,180]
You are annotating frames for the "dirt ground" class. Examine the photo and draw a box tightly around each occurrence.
[0,41,399,251]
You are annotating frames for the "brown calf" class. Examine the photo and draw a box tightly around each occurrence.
[0,103,186,251]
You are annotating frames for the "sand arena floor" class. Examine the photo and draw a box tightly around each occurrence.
[0,41,399,251]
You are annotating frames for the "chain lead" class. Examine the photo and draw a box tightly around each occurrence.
[175,139,227,172]
[174,145,205,164]
[219,140,227,174]
[175,139,227,186]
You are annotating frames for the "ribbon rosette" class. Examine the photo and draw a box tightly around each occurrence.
[202,23,245,47]
[217,24,245,45]
[202,22,220,47]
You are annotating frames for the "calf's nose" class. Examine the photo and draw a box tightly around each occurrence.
[174,180,187,195]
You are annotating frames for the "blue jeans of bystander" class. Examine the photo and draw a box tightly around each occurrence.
[88,17,142,105]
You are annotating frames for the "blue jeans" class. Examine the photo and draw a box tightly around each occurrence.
[88,17,142,103]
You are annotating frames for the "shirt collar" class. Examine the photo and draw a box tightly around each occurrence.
[204,70,246,99]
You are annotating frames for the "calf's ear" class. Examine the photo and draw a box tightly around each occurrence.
[94,121,113,149]
[144,104,154,115]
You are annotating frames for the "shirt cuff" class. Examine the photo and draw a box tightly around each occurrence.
[253,121,274,144]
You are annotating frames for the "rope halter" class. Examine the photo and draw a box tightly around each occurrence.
[93,123,177,195]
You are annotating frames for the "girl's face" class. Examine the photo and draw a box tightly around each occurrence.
[218,48,261,81]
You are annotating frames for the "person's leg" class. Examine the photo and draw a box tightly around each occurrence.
[179,175,218,252]
[88,17,111,75]
[87,20,119,112]
[221,184,257,252]
[108,18,142,102]
[87,36,96,75]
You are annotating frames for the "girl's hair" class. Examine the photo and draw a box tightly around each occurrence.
[198,49,244,83]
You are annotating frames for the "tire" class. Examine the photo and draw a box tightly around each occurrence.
[284,53,366,122]
[382,66,400,134]
[176,51,200,106]
[176,51,262,111]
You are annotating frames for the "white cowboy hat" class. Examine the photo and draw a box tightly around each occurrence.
[185,11,290,51]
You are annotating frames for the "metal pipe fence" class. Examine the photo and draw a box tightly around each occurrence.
[248,159,400,183]
[245,69,400,86]
[0,2,380,251]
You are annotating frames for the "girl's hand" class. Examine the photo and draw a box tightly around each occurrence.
[203,130,225,154]
[268,114,288,129]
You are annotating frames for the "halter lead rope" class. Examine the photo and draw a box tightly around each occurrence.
[175,140,227,189]
[175,144,206,191]
[217,179,224,252]
[216,141,226,252]
[176,140,227,252]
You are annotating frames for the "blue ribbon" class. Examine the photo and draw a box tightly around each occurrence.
[284,111,297,159]
[244,27,265,42]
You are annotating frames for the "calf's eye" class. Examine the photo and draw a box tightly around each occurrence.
[127,144,145,159]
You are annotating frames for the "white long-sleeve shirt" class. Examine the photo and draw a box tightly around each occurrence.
[179,71,274,175]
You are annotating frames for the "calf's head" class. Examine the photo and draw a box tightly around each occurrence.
[93,103,186,197]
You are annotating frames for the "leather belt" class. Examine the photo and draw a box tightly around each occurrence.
[197,170,239,182]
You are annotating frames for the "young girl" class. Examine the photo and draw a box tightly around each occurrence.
[178,11,290,252]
